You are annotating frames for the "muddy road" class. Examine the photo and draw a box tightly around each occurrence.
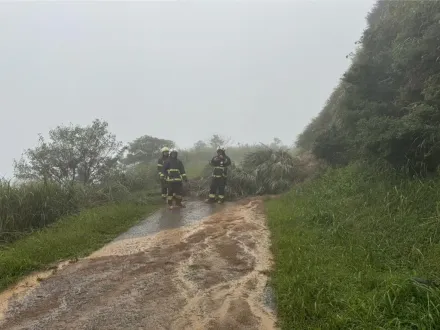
[0,199,277,330]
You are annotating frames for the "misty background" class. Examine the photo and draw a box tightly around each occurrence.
[0,0,374,178]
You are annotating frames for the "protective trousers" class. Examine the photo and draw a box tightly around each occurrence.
[168,182,183,206]
[208,177,226,203]
[160,180,167,199]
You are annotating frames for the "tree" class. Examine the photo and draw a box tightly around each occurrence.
[193,140,208,150]
[124,135,175,165]
[209,134,232,148]
[209,134,224,148]
[269,137,283,149]
[14,119,124,185]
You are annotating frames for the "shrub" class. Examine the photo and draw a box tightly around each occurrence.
[189,147,317,198]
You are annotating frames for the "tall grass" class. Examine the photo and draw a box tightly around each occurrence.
[0,203,158,291]
[266,163,440,329]
[0,181,77,243]
[0,164,161,244]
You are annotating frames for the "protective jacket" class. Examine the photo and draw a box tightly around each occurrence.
[209,155,231,178]
[157,156,169,180]
[163,158,188,182]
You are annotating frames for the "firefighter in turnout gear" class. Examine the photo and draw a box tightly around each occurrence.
[157,147,170,199]
[163,148,188,209]
[206,146,231,204]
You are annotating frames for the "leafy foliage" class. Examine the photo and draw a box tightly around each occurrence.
[297,1,440,174]
[192,140,208,150]
[14,119,124,185]
[209,134,228,148]
[4,114,304,243]
[3,123,166,243]
[124,135,175,165]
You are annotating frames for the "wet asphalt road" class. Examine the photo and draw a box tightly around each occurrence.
[114,200,224,241]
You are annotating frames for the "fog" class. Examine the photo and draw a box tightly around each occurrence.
[0,0,375,177]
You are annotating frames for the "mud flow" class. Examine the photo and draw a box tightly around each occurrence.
[0,199,277,330]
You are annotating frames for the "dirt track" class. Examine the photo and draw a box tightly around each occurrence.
[0,199,277,330]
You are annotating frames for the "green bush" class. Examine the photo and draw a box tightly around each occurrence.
[190,147,313,198]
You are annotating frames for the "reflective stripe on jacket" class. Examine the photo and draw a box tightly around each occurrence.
[212,166,226,178]
[157,157,168,178]
[210,155,231,178]
[163,158,187,182]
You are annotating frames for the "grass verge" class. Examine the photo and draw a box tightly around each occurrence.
[0,202,160,292]
[266,164,440,329]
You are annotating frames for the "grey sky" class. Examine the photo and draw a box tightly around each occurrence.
[0,0,375,177]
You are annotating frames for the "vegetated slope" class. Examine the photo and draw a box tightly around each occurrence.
[267,1,440,329]
[297,0,440,173]
[267,164,440,329]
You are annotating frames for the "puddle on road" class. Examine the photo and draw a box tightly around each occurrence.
[114,200,220,241]
[263,283,277,313]
[0,201,218,320]
[88,200,225,258]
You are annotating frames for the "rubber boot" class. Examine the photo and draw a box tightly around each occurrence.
[168,198,174,210]
[205,195,216,203]
[176,199,186,208]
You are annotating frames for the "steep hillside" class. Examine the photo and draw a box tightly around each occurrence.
[297,0,440,173]
[268,2,440,329]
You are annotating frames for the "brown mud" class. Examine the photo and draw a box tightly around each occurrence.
[0,199,277,330]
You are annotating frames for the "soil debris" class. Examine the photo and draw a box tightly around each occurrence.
[0,199,277,330]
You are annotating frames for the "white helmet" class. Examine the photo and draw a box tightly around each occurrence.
[161,146,170,153]
[169,148,178,154]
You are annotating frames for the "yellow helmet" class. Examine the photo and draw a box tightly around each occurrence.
[161,147,170,153]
